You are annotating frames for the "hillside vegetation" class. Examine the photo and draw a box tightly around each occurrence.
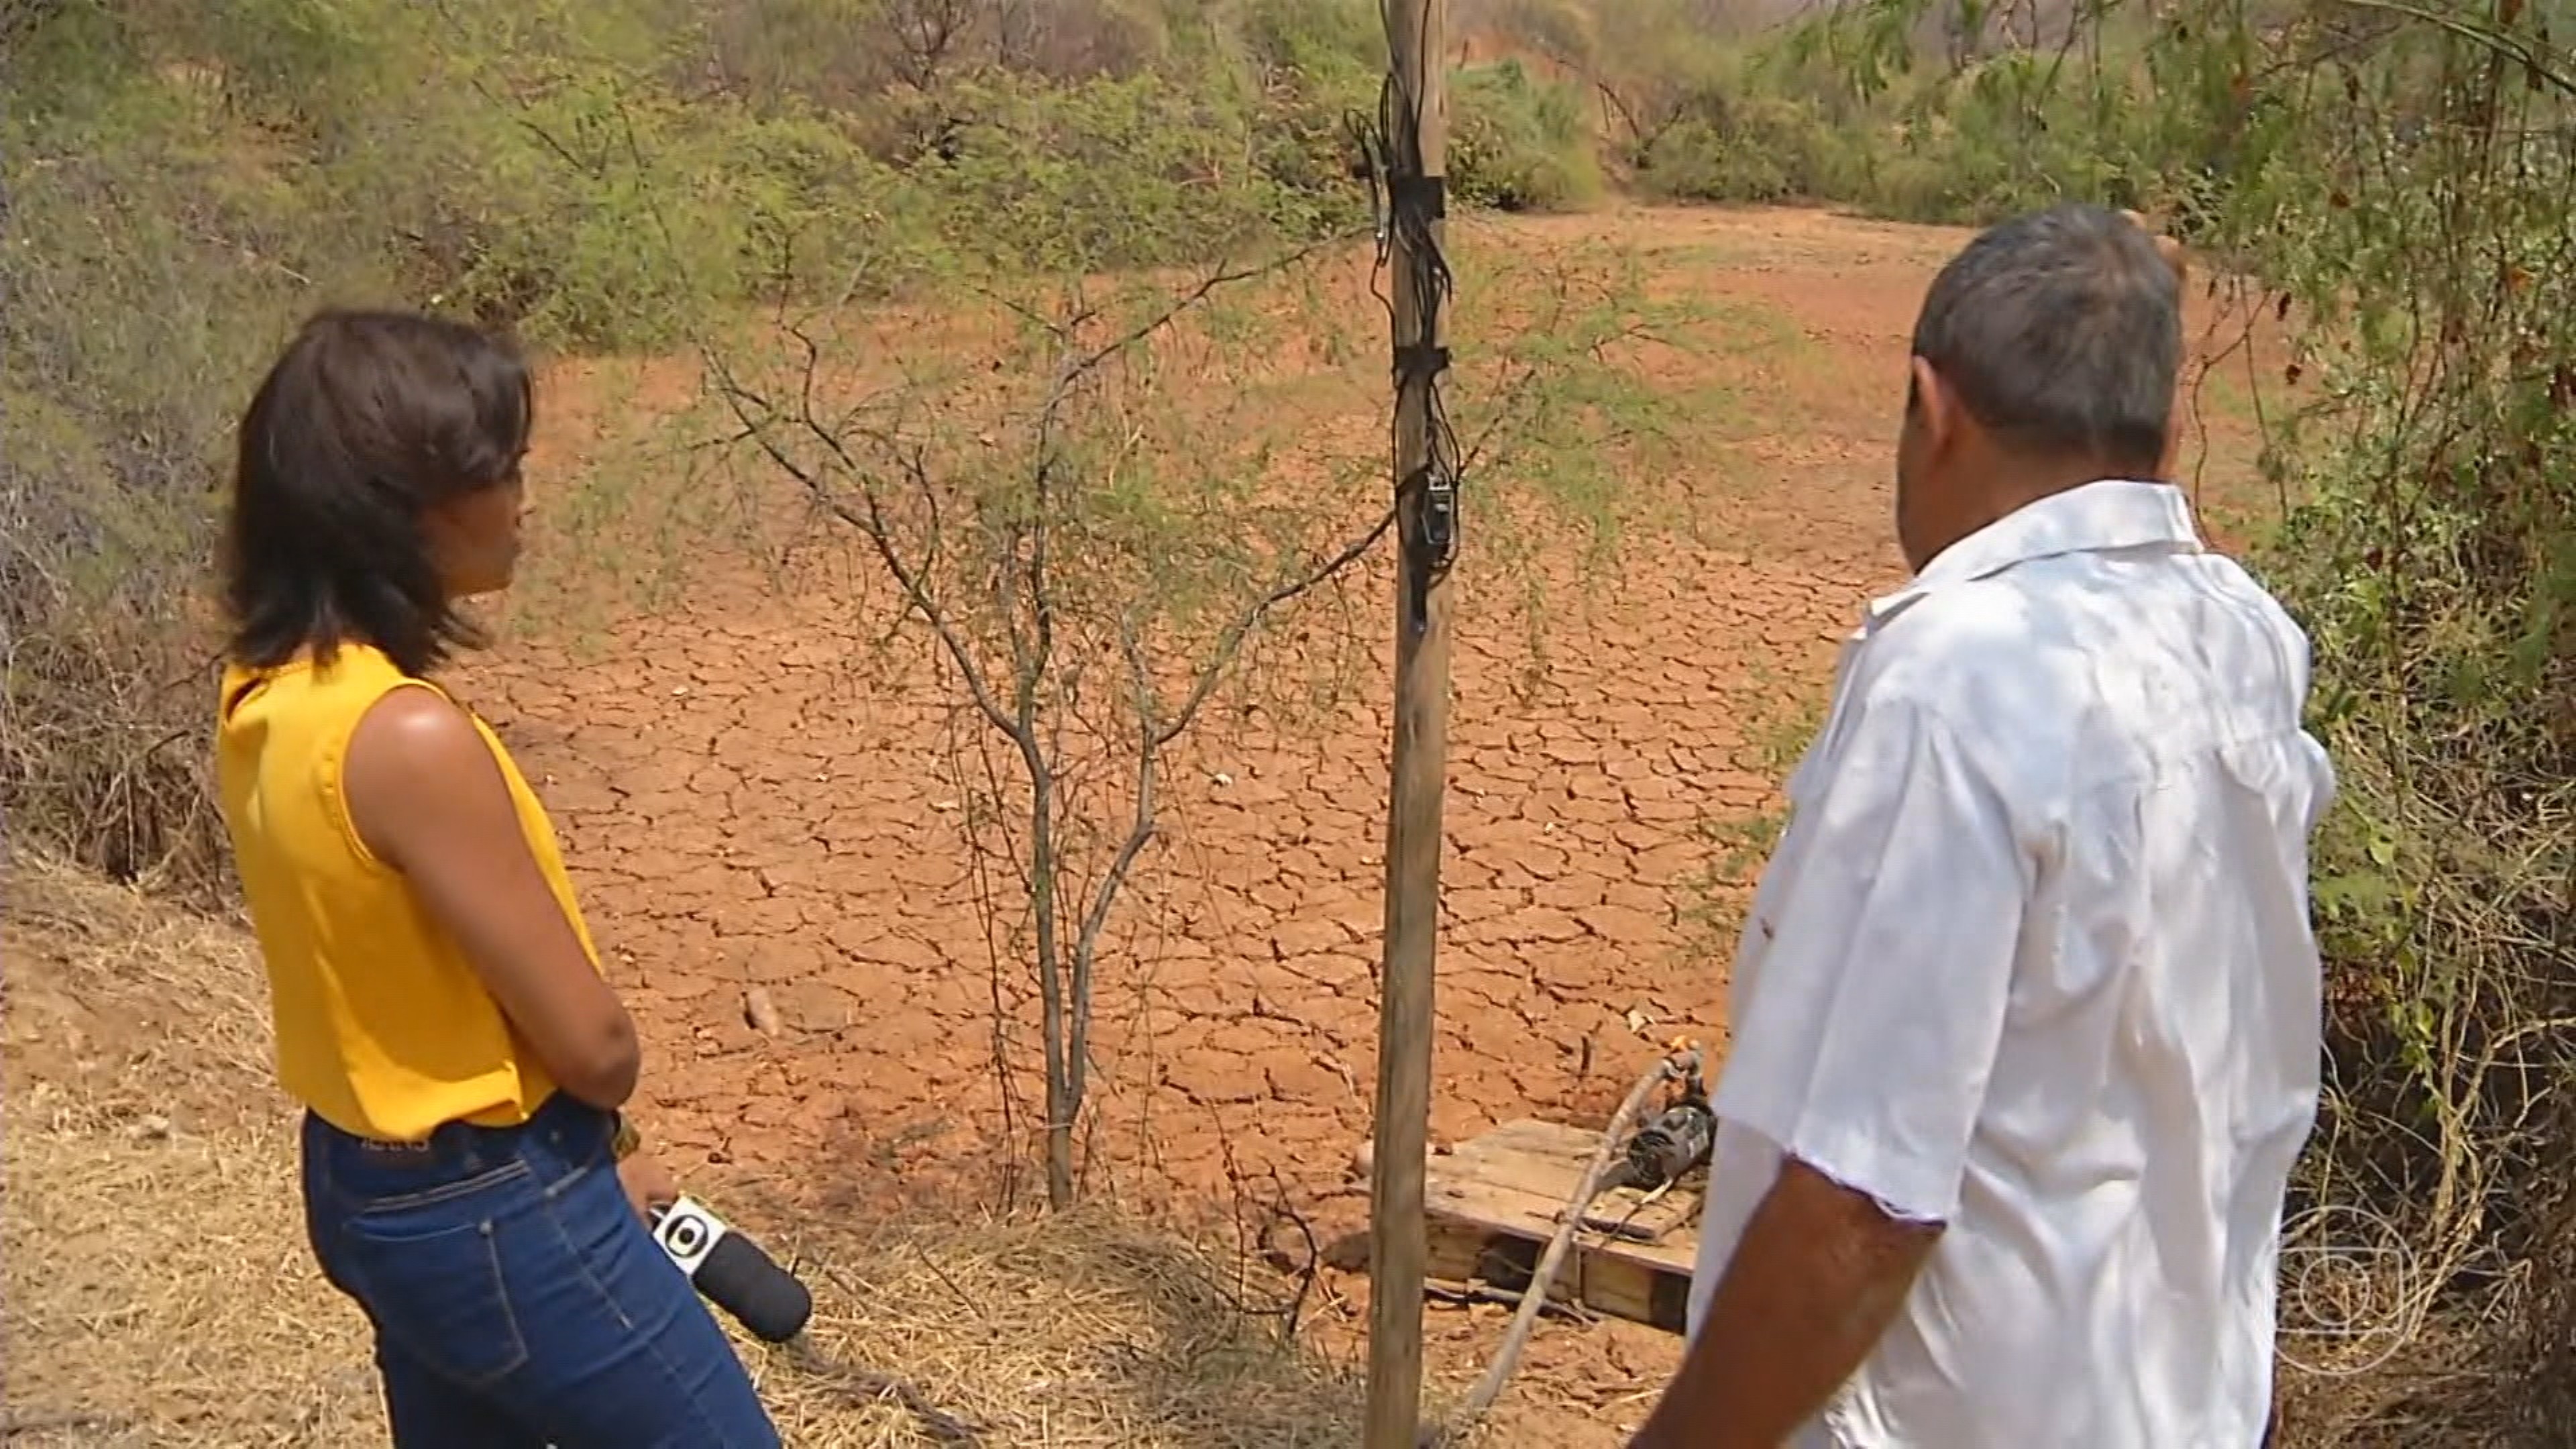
[0,0,2288,896]
[3,0,2569,1442]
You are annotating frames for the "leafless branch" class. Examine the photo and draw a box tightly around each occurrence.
[1152,506,1399,751]
[1059,621,1163,1130]
[883,0,977,91]
[701,325,1023,741]
[1063,231,1363,390]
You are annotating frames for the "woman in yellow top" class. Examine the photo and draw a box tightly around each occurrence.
[215,310,780,1447]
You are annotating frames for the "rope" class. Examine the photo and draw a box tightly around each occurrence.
[1426,1046,1707,1448]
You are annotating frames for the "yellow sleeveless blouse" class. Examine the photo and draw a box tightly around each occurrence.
[215,643,600,1140]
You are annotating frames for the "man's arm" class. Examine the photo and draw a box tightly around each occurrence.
[1627,692,2031,1447]
[1629,1160,1940,1449]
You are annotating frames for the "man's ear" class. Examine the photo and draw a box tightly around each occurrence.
[2118,209,2191,480]
[2120,208,2190,281]
[1907,355,1957,457]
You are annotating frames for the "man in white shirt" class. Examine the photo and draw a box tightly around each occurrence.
[1626,204,2337,1448]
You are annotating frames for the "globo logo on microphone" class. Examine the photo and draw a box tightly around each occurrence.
[652,1198,730,1275]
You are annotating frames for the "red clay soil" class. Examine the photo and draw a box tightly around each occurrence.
[446,206,2276,1438]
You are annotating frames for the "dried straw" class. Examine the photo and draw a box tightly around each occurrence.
[2,857,1377,1446]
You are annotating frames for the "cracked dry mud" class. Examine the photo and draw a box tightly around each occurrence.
[448,208,2267,1432]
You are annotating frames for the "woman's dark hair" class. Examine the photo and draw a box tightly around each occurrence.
[224,309,533,676]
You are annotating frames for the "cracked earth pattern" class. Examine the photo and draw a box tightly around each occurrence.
[447,208,2267,1432]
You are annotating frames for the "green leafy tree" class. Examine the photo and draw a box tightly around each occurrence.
[1813,1,2575,1434]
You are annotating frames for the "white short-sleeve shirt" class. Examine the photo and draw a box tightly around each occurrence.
[1688,480,2336,1448]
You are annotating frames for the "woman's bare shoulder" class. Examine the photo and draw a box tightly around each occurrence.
[344,685,513,861]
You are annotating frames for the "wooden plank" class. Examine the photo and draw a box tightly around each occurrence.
[1425,1220,1695,1332]
[1430,1118,1698,1244]
[1419,1116,1703,1332]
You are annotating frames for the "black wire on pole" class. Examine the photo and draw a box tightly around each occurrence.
[1347,12,1464,585]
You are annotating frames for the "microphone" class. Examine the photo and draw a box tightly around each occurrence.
[648,1195,814,1344]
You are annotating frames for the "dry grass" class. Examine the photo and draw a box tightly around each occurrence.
[0,855,1373,1446]
[1,1122,384,1446]
[757,1217,1364,1448]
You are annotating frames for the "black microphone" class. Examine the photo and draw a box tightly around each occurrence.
[648,1196,814,1344]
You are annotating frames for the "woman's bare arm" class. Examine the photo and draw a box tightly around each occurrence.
[344,687,641,1111]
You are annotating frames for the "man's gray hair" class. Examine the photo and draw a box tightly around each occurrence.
[1910,203,2182,471]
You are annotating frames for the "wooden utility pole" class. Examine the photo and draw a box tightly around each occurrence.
[1366,0,1451,1446]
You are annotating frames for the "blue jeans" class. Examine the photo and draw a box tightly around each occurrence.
[301,1092,781,1448]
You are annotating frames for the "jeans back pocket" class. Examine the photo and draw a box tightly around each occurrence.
[338,1184,534,1389]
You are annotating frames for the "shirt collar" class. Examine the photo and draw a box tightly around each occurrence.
[1865,479,2202,626]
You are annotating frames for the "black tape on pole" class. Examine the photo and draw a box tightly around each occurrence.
[1391,343,1452,382]
[1389,173,1448,222]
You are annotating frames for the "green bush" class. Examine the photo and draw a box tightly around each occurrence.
[3,171,272,888]
[1227,0,1382,210]
[0,0,1388,890]
[1450,59,1603,213]
[1644,117,1777,203]
[1231,0,1380,89]
[925,71,1324,274]
[1639,96,1869,205]
[1558,11,2190,228]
